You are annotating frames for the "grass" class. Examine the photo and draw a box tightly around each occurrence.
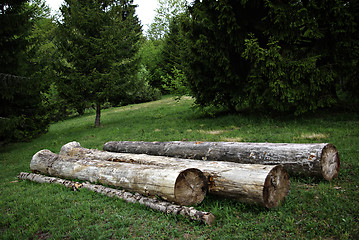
[1,96,359,239]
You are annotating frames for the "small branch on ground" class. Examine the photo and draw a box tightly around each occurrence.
[17,172,215,226]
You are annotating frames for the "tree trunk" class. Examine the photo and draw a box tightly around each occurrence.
[61,142,290,208]
[103,141,340,181]
[30,149,207,206]
[95,103,101,127]
[17,172,215,226]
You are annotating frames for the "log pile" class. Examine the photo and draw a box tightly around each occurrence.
[60,141,290,208]
[19,140,340,224]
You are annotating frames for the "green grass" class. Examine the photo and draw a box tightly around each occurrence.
[1,96,359,239]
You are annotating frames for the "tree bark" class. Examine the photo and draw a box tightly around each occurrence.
[95,103,101,127]
[17,172,215,226]
[30,149,207,206]
[103,141,340,181]
[61,142,290,208]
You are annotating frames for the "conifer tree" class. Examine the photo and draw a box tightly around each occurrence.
[56,0,141,126]
[1,0,50,142]
[184,0,359,114]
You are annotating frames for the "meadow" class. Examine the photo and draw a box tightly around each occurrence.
[1,96,358,239]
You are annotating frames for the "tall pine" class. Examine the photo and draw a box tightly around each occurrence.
[1,0,50,142]
[56,0,141,126]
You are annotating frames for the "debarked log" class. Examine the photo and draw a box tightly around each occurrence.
[30,149,207,206]
[103,141,340,181]
[17,172,215,225]
[61,142,290,208]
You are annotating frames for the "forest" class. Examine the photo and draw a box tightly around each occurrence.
[1,0,358,142]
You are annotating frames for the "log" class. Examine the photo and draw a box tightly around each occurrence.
[17,172,215,225]
[103,141,340,181]
[60,142,290,208]
[30,149,207,206]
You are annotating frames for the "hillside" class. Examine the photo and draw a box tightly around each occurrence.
[1,96,358,239]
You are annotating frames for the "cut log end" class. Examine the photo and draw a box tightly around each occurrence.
[263,166,290,208]
[321,144,340,181]
[59,141,82,156]
[174,168,208,206]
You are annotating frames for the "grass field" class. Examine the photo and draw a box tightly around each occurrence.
[1,96,359,239]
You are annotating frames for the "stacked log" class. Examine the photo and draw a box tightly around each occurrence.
[20,139,341,224]
[30,149,207,206]
[60,142,290,208]
[103,141,340,181]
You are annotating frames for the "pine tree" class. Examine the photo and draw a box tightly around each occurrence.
[1,0,50,142]
[0,0,32,74]
[56,0,141,126]
[184,0,358,114]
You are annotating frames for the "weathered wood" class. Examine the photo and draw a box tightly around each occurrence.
[17,172,215,225]
[61,142,290,208]
[103,141,340,181]
[30,149,207,206]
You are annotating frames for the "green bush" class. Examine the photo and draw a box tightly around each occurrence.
[161,66,190,99]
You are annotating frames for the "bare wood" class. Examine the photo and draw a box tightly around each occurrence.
[17,172,215,225]
[103,141,340,181]
[30,149,207,206]
[61,142,290,208]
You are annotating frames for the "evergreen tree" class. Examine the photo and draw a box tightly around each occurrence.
[161,13,191,97]
[28,0,69,122]
[0,0,32,74]
[56,0,142,126]
[0,0,50,142]
[184,0,359,114]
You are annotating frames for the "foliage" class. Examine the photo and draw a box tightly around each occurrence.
[242,35,336,114]
[26,1,71,123]
[140,10,191,94]
[0,74,50,143]
[115,64,161,106]
[160,13,191,95]
[56,0,142,126]
[1,97,359,238]
[161,66,189,99]
[0,0,32,74]
[184,0,358,114]
[137,39,166,91]
[147,0,188,40]
[0,1,50,143]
